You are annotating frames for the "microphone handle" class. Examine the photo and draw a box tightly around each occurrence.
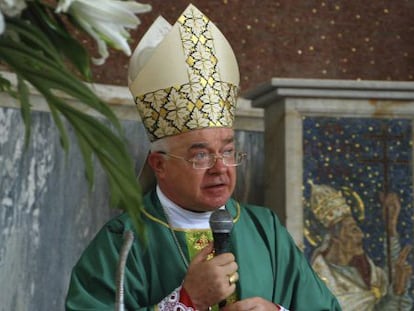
[213,232,231,308]
[213,232,231,255]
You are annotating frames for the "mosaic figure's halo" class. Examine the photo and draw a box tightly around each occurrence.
[128,4,240,142]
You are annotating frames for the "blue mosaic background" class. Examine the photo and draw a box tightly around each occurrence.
[302,116,413,292]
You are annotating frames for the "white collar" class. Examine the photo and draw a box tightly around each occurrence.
[156,185,224,229]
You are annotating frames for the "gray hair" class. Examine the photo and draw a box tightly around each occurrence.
[150,137,171,152]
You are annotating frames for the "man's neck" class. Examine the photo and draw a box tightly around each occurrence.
[156,186,218,229]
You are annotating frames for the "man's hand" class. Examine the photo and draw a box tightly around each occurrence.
[183,242,238,310]
[222,297,279,310]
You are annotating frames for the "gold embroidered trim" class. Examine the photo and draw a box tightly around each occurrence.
[141,208,169,228]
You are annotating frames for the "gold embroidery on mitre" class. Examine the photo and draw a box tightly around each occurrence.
[134,5,238,141]
[309,181,352,228]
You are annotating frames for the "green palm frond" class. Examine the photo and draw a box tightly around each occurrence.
[38,88,144,233]
[0,3,145,235]
[22,1,93,80]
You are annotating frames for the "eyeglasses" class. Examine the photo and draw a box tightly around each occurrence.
[158,150,247,169]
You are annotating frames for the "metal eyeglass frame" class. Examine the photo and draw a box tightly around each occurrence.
[157,151,247,169]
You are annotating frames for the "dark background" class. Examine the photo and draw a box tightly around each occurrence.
[87,0,414,93]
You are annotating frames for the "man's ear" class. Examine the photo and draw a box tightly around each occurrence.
[148,152,166,177]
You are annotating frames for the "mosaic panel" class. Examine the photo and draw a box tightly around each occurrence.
[303,116,413,309]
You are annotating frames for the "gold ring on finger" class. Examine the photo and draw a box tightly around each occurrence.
[228,273,238,285]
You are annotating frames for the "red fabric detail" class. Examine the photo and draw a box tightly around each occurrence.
[179,286,195,308]
[275,303,290,311]
[157,286,195,311]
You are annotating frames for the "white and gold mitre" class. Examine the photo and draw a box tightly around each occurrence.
[309,181,352,228]
[128,4,240,142]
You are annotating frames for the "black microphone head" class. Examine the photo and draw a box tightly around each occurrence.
[209,209,233,233]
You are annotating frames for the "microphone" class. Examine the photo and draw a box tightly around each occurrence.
[209,209,234,308]
[209,209,233,255]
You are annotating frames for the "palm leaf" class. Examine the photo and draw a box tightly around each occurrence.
[0,73,12,92]
[22,1,92,80]
[0,29,121,132]
[37,88,144,235]
[0,10,145,235]
[46,92,71,155]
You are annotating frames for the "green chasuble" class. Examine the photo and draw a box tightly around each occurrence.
[66,189,341,310]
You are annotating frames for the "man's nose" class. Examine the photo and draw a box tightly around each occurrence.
[208,155,228,172]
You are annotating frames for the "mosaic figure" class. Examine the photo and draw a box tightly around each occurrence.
[309,182,412,310]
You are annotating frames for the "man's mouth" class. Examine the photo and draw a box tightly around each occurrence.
[203,180,227,189]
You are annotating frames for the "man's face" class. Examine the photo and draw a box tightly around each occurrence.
[337,216,364,256]
[150,127,237,212]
